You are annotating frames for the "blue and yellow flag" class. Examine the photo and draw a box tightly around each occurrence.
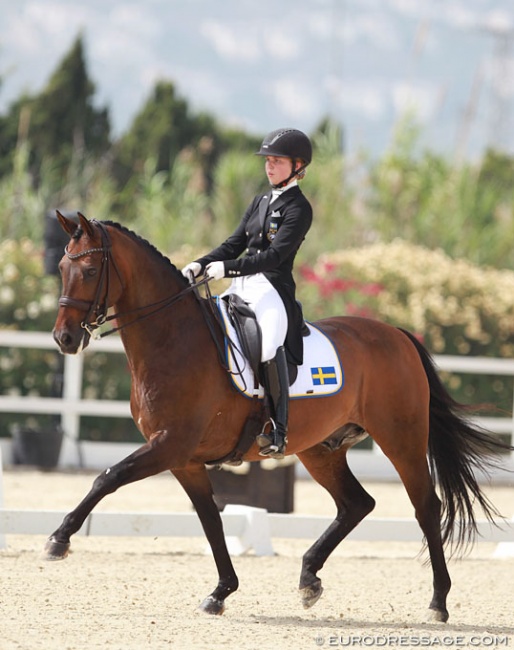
[310,366,337,386]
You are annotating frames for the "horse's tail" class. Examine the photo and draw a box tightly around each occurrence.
[398,328,512,552]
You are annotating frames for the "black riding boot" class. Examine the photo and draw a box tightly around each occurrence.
[256,346,289,459]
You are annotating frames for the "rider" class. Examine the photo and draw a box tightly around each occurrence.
[182,128,313,459]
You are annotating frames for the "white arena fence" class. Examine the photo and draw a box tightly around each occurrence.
[0,330,513,478]
[0,331,513,554]
[0,444,513,555]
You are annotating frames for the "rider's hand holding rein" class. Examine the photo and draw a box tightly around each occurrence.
[181,260,226,283]
[205,261,225,281]
[181,261,202,283]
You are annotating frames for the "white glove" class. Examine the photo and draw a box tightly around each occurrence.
[181,262,202,282]
[205,261,225,281]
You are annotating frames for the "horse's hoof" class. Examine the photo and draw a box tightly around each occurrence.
[428,606,449,623]
[300,583,324,609]
[198,595,225,616]
[42,538,70,561]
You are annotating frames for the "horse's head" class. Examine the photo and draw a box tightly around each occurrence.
[53,211,123,354]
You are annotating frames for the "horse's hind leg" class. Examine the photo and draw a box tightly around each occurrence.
[392,455,451,622]
[42,433,174,560]
[296,445,376,609]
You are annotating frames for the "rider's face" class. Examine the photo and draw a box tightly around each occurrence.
[264,156,294,186]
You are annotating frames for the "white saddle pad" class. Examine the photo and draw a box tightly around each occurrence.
[216,298,344,400]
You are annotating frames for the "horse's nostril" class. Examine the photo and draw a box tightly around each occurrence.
[53,329,72,349]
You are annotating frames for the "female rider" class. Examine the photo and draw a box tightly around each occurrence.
[182,128,313,459]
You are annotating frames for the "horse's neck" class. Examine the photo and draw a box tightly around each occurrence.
[114,269,206,367]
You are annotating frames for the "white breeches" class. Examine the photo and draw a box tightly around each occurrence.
[222,274,288,362]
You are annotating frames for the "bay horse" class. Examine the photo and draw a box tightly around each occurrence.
[45,212,510,622]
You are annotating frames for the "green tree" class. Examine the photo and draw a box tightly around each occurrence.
[112,81,195,186]
[0,35,110,190]
[110,80,260,221]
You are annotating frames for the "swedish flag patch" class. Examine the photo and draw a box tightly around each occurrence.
[311,366,337,386]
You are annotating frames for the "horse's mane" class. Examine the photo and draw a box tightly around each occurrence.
[74,219,188,285]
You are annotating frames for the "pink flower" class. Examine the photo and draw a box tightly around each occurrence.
[359,282,383,296]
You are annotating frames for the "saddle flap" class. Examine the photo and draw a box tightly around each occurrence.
[223,294,262,378]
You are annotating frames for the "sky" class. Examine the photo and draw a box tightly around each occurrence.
[1,0,514,158]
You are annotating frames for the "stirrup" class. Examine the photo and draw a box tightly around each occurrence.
[256,419,275,449]
[258,438,287,460]
[256,420,287,459]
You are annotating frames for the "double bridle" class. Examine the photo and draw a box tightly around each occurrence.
[59,220,209,340]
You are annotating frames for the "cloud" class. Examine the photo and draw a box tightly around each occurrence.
[392,81,441,120]
[200,19,300,63]
[2,2,88,55]
[482,8,514,33]
[108,5,160,38]
[263,29,300,60]
[334,80,388,121]
[269,78,319,121]
[343,13,400,50]
[200,21,261,62]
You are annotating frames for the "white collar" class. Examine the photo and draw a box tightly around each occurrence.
[271,179,298,202]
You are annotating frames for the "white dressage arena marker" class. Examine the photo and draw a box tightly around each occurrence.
[222,505,274,556]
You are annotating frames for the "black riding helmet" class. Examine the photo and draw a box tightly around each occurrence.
[255,128,312,188]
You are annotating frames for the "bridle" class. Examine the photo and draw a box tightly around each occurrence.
[59,220,209,340]
[59,221,117,338]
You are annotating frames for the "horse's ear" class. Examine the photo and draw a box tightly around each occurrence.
[56,210,79,237]
[77,212,95,239]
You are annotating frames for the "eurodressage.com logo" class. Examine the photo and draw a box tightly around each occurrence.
[313,634,511,647]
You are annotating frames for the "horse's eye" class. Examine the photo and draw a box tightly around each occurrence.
[86,268,97,277]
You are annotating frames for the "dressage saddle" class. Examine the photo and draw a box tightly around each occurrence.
[223,293,309,386]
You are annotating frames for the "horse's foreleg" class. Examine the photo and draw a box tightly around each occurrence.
[172,465,239,615]
[296,447,375,609]
[42,434,172,560]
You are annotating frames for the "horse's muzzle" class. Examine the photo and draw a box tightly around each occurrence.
[53,327,90,354]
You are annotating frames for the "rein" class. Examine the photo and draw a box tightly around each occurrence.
[88,276,212,340]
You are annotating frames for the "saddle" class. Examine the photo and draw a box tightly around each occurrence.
[223,294,307,386]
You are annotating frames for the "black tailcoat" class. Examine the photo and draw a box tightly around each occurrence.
[197,185,313,365]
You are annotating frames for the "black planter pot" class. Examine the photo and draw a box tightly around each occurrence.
[11,425,64,469]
